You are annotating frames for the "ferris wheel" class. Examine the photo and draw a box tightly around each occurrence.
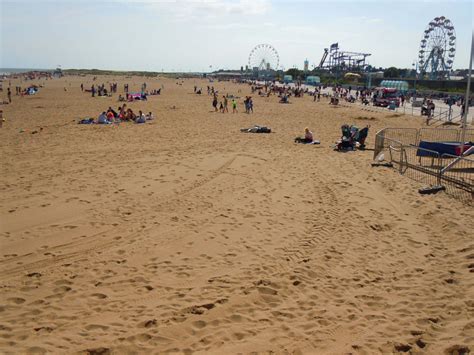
[418,16,456,79]
[248,44,280,71]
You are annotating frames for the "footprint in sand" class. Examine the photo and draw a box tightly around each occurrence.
[54,279,73,286]
[53,286,72,294]
[26,347,47,354]
[84,348,111,355]
[192,320,207,329]
[444,345,470,355]
[141,319,157,328]
[90,293,108,299]
[7,297,26,305]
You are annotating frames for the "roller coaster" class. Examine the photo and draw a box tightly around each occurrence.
[318,43,371,73]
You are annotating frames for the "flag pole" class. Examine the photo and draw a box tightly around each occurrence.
[460,31,473,155]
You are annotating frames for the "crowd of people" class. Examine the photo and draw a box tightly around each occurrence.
[83,82,118,94]
[3,74,471,142]
[83,104,154,125]
[87,83,111,97]
[211,93,239,113]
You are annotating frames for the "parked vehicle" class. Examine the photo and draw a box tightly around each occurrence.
[373,87,400,107]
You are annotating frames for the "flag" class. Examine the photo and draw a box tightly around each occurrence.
[330,43,338,50]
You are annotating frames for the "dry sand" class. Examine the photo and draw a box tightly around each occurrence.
[0,75,473,354]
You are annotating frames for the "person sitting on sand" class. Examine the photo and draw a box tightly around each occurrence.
[125,108,136,121]
[106,110,115,122]
[118,94,125,102]
[98,111,111,124]
[119,105,126,120]
[136,110,146,124]
[107,106,118,118]
[146,112,154,120]
[294,128,314,144]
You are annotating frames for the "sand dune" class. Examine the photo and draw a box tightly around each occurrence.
[0,76,473,354]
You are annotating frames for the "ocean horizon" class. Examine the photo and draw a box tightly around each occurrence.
[0,68,54,75]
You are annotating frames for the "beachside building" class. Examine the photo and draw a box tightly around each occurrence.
[380,80,409,92]
[212,72,243,80]
[305,76,321,86]
[283,75,293,84]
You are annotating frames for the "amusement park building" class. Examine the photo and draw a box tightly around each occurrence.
[211,72,243,80]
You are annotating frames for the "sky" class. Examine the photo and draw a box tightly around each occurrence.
[0,0,472,72]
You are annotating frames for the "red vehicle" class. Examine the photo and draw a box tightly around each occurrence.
[373,87,400,107]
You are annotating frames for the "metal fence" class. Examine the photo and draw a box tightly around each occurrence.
[418,128,460,144]
[375,128,474,203]
[341,99,472,125]
[440,154,474,201]
[374,127,474,158]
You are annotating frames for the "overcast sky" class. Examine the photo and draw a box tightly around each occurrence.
[1,0,472,72]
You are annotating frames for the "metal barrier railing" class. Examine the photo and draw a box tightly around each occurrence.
[374,128,418,158]
[374,127,474,159]
[374,131,473,203]
[440,153,474,201]
[461,128,474,143]
[418,127,460,144]
[399,145,442,187]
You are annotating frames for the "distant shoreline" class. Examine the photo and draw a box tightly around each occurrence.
[0,68,53,75]
[0,68,207,77]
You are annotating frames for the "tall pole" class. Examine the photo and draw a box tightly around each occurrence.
[460,31,473,155]
[413,60,418,93]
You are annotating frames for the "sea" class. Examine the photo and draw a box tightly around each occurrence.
[0,68,53,76]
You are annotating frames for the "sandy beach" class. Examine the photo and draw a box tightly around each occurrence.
[0,75,473,354]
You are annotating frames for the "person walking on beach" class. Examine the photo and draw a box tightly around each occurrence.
[244,97,249,113]
[212,94,218,112]
[81,83,83,92]
[232,99,237,113]
[223,96,228,113]
[91,85,96,97]
[7,88,11,103]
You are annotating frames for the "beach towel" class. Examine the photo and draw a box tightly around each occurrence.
[294,137,320,144]
[78,118,94,124]
[240,125,271,133]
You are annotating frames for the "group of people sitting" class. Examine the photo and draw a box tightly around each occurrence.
[119,92,147,102]
[79,104,154,124]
